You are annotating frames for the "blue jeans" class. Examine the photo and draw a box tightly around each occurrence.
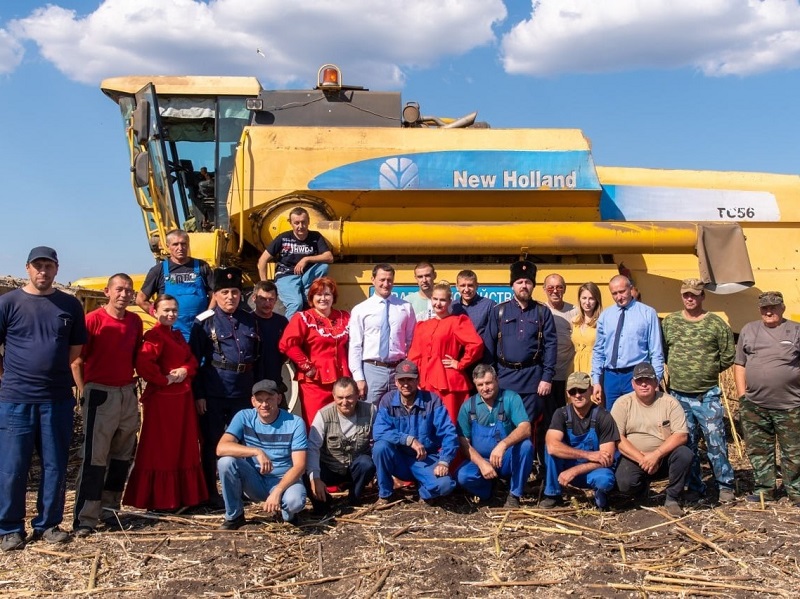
[0,401,74,535]
[457,439,534,499]
[218,456,307,522]
[670,387,734,493]
[306,453,376,511]
[275,262,329,321]
[373,440,455,500]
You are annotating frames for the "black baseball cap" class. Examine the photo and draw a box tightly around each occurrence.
[27,246,58,265]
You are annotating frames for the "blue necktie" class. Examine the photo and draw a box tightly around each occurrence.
[379,299,391,361]
[610,307,626,369]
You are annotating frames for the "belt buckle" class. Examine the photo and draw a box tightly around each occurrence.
[236,363,246,373]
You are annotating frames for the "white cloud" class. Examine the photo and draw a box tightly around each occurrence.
[0,28,24,74]
[10,0,506,87]
[501,0,800,77]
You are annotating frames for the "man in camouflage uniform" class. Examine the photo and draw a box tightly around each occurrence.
[662,278,736,503]
[734,291,800,504]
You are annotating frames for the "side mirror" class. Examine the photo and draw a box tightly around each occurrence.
[132,100,150,145]
[133,150,150,187]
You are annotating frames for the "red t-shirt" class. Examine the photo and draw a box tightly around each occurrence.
[82,307,143,386]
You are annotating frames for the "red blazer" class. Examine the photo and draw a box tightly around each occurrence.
[408,314,484,393]
[279,309,351,385]
[136,323,198,400]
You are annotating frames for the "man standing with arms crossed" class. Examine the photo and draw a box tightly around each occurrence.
[72,274,143,536]
[136,229,213,341]
[662,278,736,503]
[0,246,87,551]
[348,263,416,404]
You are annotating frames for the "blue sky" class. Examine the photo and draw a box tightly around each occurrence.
[1,0,799,283]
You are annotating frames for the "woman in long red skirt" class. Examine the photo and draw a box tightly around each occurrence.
[279,277,351,429]
[124,295,207,510]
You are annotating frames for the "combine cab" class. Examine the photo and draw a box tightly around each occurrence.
[95,65,800,330]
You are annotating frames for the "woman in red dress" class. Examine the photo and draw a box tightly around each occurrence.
[279,277,351,428]
[408,282,484,424]
[124,295,207,510]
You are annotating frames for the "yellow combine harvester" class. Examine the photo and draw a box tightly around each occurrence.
[85,65,799,331]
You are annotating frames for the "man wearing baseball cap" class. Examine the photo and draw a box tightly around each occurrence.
[541,371,619,510]
[735,291,800,505]
[662,278,736,504]
[0,246,87,551]
[611,362,693,517]
[191,266,260,507]
[216,379,307,528]
[372,360,459,505]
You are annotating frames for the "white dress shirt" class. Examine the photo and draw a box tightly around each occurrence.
[348,294,416,381]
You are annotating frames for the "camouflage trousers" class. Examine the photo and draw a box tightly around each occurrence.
[671,387,734,494]
[740,398,800,501]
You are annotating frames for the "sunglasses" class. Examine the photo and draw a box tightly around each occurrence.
[567,387,589,396]
[545,285,565,292]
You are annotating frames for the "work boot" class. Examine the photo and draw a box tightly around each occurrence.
[718,488,735,504]
[503,494,521,509]
[0,533,25,552]
[664,499,684,517]
[539,495,563,509]
[33,526,70,544]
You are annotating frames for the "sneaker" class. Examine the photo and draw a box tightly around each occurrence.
[33,526,70,544]
[503,494,521,509]
[0,532,25,552]
[664,499,684,517]
[594,490,608,510]
[718,488,736,504]
[73,526,95,539]
[539,495,562,509]
[219,514,246,530]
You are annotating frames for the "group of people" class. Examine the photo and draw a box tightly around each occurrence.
[2,209,798,551]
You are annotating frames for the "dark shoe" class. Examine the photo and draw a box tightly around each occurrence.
[205,494,227,510]
[219,514,246,530]
[682,489,705,505]
[73,526,95,539]
[594,490,608,510]
[539,495,562,509]
[664,499,684,517]
[503,494,521,509]
[718,488,736,504]
[33,526,70,544]
[375,495,395,507]
[745,492,775,503]
[0,532,25,552]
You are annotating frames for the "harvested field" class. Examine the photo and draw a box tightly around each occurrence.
[2,379,799,597]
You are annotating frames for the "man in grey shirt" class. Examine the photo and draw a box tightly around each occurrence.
[734,291,800,505]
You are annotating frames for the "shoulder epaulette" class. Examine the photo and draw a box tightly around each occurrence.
[195,309,215,322]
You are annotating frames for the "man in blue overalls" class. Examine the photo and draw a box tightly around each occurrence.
[190,267,260,507]
[456,364,534,508]
[136,229,213,341]
[542,371,619,510]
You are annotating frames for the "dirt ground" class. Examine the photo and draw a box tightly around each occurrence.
[2,399,800,598]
